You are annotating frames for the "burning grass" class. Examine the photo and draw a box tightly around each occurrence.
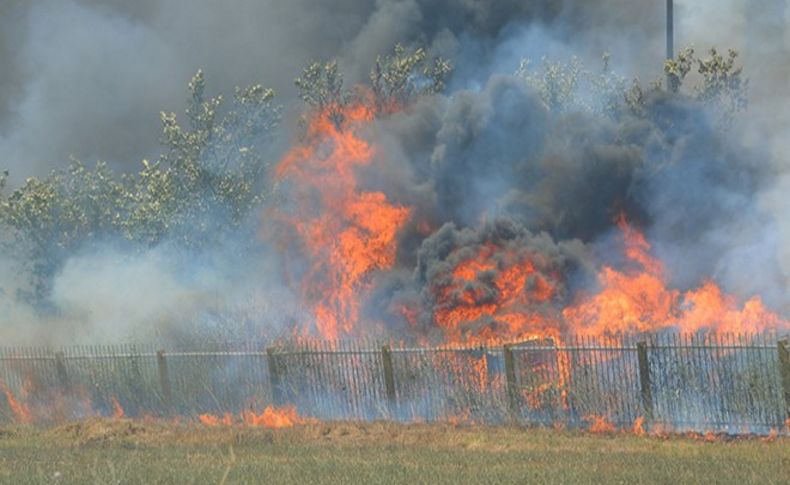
[0,419,786,484]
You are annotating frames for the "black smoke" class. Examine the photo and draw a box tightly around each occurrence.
[2,0,790,343]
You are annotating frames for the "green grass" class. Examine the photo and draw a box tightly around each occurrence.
[0,420,787,484]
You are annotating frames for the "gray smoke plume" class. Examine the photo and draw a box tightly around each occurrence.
[0,0,672,182]
[2,0,790,344]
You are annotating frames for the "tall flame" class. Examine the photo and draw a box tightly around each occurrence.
[1,382,33,424]
[275,101,411,338]
[563,215,788,335]
[430,215,787,343]
[430,243,562,343]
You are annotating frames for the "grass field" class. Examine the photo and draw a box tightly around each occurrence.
[0,420,787,484]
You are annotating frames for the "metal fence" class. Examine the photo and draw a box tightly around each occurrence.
[0,342,272,422]
[2,333,789,432]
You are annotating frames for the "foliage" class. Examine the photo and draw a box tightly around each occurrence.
[0,71,280,298]
[516,54,626,115]
[370,44,452,112]
[659,47,748,127]
[294,60,349,127]
[295,44,451,126]
[518,47,748,128]
[148,70,279,247]
[0,160,129,296]
[676,48,748,127]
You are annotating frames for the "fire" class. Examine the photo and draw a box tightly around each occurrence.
[426,214,787,344]
[761,429,779,443]
[430,243,562,343]
[198,406,316,428]
[1,382,33,424]
[274,100,411,339]
[632,416,646,436]
[584,414,616,433]
[445,409,475,426]
[563,215,789,335]
[243,405,317,428]
[110,396,125,419]
[199,412,233,426]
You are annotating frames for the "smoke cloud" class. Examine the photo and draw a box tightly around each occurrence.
[1,0,789,344]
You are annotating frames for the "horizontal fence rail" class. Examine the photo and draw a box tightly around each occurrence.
[1,333,789,433]
[0,342,273,422]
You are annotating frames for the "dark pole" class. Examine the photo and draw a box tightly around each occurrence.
[666,0,675,90]
[666,0,674,60]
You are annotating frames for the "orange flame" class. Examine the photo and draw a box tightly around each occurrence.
[761,429,779,443]
[199,412,233,426]
[632,416,646,436]
[563,216,788,335]
[275,101,411,339]
[429,215,787,344]
[198,406,316,429]
[243,405,317,428]
[431,243,562,343]
[446,409,475,426]
[110,396,125,419]
[1,382,33,424]
[584,414,616,433]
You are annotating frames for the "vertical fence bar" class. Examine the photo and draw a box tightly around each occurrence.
[54,350,69,390]
[503,344,519,419]
[156,350,172,409]
[778,338,790,422]
[381,345,397,414]
[266,347,282,407]
[636,341,653,422]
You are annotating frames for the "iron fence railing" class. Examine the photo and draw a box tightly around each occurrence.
[1,333,789,433]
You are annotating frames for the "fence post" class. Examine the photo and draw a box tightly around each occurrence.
[503,344,519,419]
[778,338,790,421]
[54,351,69,389]
[381,345,397,413]
[156,350,172,406]
[636,341,654,422]
[267,347,283,406]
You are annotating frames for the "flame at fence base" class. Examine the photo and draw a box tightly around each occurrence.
[198,412,233,426]
[633,416,646,436]
[0,382,32,424]
[110,396,125,419]
[198,406,318,429]
[584,415,617,433]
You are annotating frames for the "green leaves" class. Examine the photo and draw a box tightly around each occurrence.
[0,71,281,298]
[662,48,748,127]
[294,60,347,111]
[294,43,452,125]
[370,44,452,111]
[517,48,748,128]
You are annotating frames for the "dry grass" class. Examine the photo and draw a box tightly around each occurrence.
[0,419,787,484]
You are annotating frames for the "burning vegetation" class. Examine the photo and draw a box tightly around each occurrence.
[268,79,787,346]
[0,15,789,436]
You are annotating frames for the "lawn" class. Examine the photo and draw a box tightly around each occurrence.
[0,420,787,484]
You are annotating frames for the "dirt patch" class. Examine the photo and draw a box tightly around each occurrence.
[50,418,147,445]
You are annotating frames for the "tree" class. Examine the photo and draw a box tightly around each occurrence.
[0,71,280,300]
[152,70,280,247]
[294,43,452,125]
[294,60,348,127]
[370,44,452,112]
[516,54,626,115]
[517,47,748,128]
[664,47,748,127]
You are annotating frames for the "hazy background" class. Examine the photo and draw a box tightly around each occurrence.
[1,0,788,344]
